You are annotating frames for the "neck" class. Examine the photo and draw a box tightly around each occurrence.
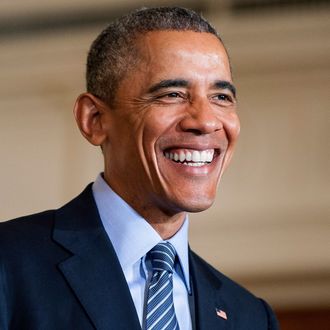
[147,213,186,240]
[103,173,186,240]
[127,199,187,240]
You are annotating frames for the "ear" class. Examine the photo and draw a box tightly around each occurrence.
[73,93,108,146]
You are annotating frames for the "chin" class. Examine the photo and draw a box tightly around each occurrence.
[173,194,215,213]
[184,203,214,213]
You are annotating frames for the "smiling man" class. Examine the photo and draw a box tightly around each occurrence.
[0,7,278,330]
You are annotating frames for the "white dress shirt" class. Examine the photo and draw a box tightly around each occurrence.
[92,174,192,329]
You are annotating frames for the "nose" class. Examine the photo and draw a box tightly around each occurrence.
[179,100,223,135]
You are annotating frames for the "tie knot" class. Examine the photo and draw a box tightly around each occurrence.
[149,242,176,273]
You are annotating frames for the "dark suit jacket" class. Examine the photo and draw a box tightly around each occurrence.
[0,185,279,330]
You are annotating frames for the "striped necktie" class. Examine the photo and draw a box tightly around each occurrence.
[145,242,180,330]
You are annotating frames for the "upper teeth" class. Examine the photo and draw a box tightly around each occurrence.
[165,149,214,163]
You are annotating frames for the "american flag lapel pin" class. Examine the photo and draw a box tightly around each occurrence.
[216,308,228,320]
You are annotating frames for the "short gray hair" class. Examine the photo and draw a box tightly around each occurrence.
[86,7,223,104]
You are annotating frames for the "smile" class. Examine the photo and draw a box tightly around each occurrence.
[164,149,215,167]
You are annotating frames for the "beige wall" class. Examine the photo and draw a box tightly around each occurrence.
[0,2,329,309]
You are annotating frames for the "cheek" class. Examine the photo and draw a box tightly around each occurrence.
[220,113,240,172]
[142,110,178,145]
[223,112,240,145]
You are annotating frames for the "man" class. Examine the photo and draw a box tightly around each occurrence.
[0,7,278,330]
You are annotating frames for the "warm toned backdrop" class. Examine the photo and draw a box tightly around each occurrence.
[0,0,329,328]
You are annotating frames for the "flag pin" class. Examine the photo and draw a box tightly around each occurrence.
[216,308,227,320]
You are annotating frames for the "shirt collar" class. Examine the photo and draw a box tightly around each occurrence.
[92,174,190,291]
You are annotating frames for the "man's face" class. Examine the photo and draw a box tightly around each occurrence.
[102,31,240,221]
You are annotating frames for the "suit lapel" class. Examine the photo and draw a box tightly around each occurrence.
[189,250,232,330]
[53,185,141,330]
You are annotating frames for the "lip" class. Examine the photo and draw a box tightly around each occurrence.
[160,141,222,152]
[163,146,220,153]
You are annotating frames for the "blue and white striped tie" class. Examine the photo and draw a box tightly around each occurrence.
[145,242,180,330]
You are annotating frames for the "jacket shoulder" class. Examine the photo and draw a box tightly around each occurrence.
[0,183,94,246]
[0,210,55,237]
[0,210,56,256]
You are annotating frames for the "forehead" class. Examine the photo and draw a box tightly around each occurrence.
[134,30,232,83]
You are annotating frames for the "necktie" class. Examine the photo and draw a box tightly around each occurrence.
[145,242,180,330]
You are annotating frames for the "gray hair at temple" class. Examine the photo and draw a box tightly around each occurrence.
[86,7,224,105]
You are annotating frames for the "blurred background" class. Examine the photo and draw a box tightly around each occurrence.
[0,0,329,328]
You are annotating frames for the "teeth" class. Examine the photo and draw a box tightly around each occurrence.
[179,151,185,162]
[186,151,192,161]
[201,150,207,162]
[186,162,206,167]
[165,149,214,164]
[192,151,200,162]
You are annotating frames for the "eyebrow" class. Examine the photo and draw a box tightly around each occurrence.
[147,78,237,98]
[214,80,236,98]
[147,79,189,94]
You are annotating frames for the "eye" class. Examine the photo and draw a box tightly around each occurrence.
[216,94,231,101]
[154,91,187,104]
[212,93,235,106]
[164,92,181,98]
